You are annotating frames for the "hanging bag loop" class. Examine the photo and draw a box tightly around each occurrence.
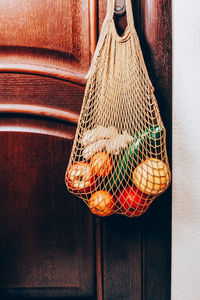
[87,0,135,78]
[87,0,151,87]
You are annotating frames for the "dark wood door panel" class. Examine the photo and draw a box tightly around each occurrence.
[0,73,84,115]
[142,192,171,300]
[0,0,172,299]
[102,216,142,300]
[0,115,77,140]
[0,0,78,53]
[0,0,96,82]
[98,1,172,299]
[0,130,94,297]
[140,1,172,299]
[140,0,172,150]
[0,74,85,124]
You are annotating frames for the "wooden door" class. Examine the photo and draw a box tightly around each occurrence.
[0,1,171,299]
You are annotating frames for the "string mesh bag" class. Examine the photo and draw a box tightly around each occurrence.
[65,0,171,217]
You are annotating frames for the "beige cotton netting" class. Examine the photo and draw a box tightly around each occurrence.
[65,0,171,217]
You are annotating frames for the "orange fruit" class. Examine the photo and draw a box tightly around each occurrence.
[89,191,115,216]
[90,152,113,177]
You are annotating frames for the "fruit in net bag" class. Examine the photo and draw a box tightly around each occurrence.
[133,158,170,195]
[66,162,95,194]
[105,125,165,192]
[89,191,115,217]
[117,186,149,217]
[90,152,113,177]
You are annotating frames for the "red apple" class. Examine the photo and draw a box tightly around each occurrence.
[65,162,95,194]
[117,186,149,217]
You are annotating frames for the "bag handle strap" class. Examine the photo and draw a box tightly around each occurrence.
[86,0,135,79]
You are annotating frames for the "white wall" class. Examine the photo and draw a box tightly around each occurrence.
[172,1,200,299]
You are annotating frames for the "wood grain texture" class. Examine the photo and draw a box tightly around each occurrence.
[102,216,142,300]
[140,0,172,144]
[0,0,97,296]
[0,115,77,140]
[0,104,79,123]
[98,1,172,299]
[89,0,98,57]
[0,130,95,297]
[0,0,172,298]
[95,218,103,300]
[0,66,87,85]
[0,73,84,122]
[0,0,93,82]
[98,2,143,300]
[140,1,172,300]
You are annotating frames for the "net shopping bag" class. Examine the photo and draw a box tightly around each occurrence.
[65,0,171,217]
